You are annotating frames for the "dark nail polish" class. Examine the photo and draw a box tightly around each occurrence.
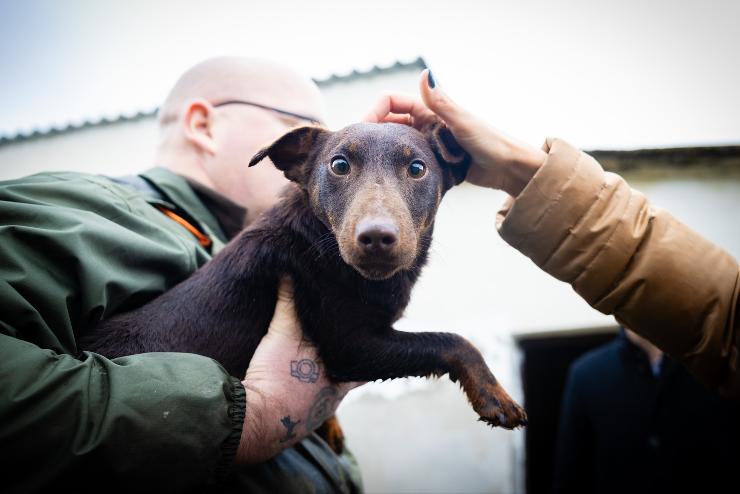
[427,70,436,89]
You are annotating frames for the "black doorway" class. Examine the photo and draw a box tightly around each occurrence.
[516,327,617,494]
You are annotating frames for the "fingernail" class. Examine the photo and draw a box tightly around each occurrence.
[427,70,436,89]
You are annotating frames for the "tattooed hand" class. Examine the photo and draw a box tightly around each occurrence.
[235,276,361,463]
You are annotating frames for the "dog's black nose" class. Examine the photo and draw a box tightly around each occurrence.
[356,219,399,253]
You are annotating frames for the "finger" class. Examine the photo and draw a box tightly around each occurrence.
[362,92,415,122]
[379,111,440,131]
[267,276,301,339]
[275,275,294,304]
[363,92,436,125]
[379,113,412,126]
[334,381,366,397]
[419,69,468,130]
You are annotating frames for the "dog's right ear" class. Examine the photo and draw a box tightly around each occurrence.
[423,121,471,186]
[249,126,329,184]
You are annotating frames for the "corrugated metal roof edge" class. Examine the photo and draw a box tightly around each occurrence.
[0,57,428,146]
[589,145,740,173]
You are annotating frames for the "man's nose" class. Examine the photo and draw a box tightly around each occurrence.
[355,218,399,254]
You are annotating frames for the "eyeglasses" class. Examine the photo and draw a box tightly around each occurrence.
[212,100,323,126]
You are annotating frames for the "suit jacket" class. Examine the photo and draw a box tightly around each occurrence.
[553,330,740,493]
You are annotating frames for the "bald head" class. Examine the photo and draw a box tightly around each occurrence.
[155,57,327,224]
[159,57,326,126]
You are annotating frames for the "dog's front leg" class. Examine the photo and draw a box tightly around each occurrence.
[324,331,527,429]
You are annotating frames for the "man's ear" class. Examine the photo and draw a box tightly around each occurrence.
[424,121,471,186]
[249,126,329,184]
[183,100,217,155]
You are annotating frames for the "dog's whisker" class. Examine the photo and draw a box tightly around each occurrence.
[310,241,340,264]
[305,232,339,263]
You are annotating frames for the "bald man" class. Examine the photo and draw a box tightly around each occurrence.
[156,57,326,223]
[0,58,362,493]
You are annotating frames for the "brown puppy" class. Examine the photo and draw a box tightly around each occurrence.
[80,121,528,453]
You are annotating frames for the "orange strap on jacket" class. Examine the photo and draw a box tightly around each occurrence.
[155,205,212,248]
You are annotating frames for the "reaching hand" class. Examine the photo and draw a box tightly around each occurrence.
[364,69,547,197]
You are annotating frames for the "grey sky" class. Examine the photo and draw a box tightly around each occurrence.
[1,0,738,149]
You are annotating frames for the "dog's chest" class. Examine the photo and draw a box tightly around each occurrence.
[300,275,410,338]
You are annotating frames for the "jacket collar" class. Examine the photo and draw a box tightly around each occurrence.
[139,167,229,251]
[617,327,678,380]
[183,176,248,240]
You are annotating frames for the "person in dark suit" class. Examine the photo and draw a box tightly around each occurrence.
[553,326,740,494]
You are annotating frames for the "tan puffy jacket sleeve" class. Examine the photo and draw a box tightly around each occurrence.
[496,138,740,397]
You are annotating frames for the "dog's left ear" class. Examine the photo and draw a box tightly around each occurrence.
[424,121,471,186]
[249,126,329,184]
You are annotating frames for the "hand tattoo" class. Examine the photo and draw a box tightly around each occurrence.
[306,386,339,430]
[279,415,301,443]
[291,358,320,383]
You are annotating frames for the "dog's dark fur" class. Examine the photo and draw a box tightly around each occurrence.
[80,121,527,452]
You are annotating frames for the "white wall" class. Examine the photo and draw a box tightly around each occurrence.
[0,118,159,181]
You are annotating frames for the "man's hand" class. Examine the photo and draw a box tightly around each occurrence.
[364,69,547,197]
[235,277,359,463]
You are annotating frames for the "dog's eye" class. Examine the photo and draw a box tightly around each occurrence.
[407,161,426,179]
[330,158,350,176]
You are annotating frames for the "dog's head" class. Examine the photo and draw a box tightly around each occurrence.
[249,121,470,280]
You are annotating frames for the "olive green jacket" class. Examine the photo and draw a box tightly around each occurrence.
[0,167,361,493]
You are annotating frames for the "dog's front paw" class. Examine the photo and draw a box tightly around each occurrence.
[474,383,528,430]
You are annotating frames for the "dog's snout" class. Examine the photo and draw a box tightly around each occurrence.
[356,219,399,253]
